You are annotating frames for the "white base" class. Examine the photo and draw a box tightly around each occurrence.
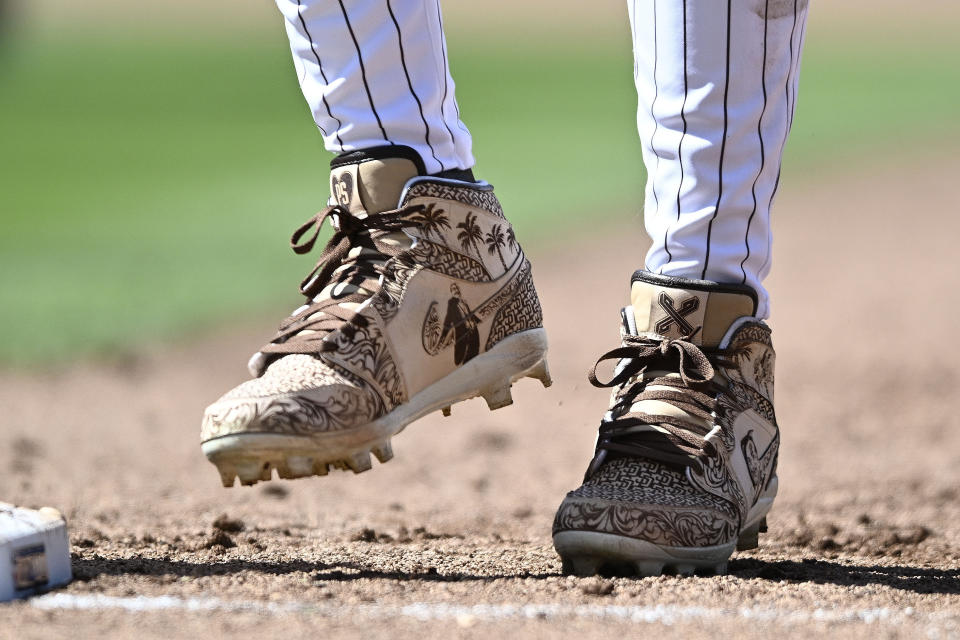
[0,503,72,601]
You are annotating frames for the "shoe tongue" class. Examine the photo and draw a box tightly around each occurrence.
[311,157,421,312]
[329,157,421,216]
[630,274,756,348]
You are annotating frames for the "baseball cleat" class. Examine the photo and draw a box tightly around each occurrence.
[201,147,549,486]
[552,271,778,577]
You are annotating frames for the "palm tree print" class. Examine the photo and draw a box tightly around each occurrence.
[412,203,450,241]
[506,226,516,251]
[456,211,483,258]
[485,224,508,271]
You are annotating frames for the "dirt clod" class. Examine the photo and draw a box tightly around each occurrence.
[352,528,394,543]
[581,578,615,596]
[201,530,236,550]
[211,514,245,533]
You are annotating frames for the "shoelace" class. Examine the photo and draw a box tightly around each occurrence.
[584,331,736,478]
[258,202,426,358]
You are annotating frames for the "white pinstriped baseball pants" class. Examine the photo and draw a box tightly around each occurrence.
[275,0,810,318]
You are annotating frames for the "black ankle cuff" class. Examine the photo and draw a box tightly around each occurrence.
[631,270,759,314]
[434,167,476,182]
[331,145,476,183]
[332,145,426,174]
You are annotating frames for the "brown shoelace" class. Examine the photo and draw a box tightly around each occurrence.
[258,203,426,358]
[584,332,736,478]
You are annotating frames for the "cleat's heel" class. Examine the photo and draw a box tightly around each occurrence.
[346,451,373,474]
[527,359,552,388]
[371,440,394,463]
[481,382,514,410]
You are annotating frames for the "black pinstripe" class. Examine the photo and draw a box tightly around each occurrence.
[296,0,344,147]
[433,3,470,138]
[386,0,443,170]
[740,0,771,283]
[701,0,733,280]
[433,1,462,155]
[758,0,800,276]
[788,10,806,132]
[336,0,392,144]
[648,0,663,248]
[661,0,689,272]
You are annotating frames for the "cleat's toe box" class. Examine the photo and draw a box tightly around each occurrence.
[553,459,738,545]
[201,356,382,442]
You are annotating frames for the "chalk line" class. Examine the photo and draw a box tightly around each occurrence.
[28,592,960,633]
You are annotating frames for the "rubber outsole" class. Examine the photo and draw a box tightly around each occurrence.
[553,488,776,578]
[553,517,767,578]
[202,328,550,487]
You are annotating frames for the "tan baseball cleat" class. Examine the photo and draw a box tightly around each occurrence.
[201,149,550,486]
[552,271,778,576]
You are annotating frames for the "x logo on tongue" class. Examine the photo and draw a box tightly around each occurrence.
[654,292,700,336]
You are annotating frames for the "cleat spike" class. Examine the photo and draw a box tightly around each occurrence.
[313,460,330,476]
[674,564,695,577]
[441,405,452,417]
[568,556,601,578]
[528,359,553,388]
[561,556,576,576]
[283,456,314,478]
[482,382,514,410]
[713,562,729,575]
[346,451,372,474]
[259,463,273,482]
[216,465,236,488]
[236,461,262,486]
[635,561,665,577]
[737,520,762,551]
[371,440,394,463]
[758,517,768,533]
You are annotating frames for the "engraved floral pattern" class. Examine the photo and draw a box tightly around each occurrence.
[553,501,737,548]
[408,240,489,281]
[404,182,505,218]
[484,261,543,350]
[328,317,406,407]
[201,376,381,439]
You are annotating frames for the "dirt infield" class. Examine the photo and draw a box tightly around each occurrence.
[3,156,960,638]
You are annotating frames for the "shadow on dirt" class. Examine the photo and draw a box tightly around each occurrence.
[70,555,555,584]
[728,558,960,594]
[71,555,960,595]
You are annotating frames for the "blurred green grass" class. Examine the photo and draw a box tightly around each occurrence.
[1,26,958,365]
